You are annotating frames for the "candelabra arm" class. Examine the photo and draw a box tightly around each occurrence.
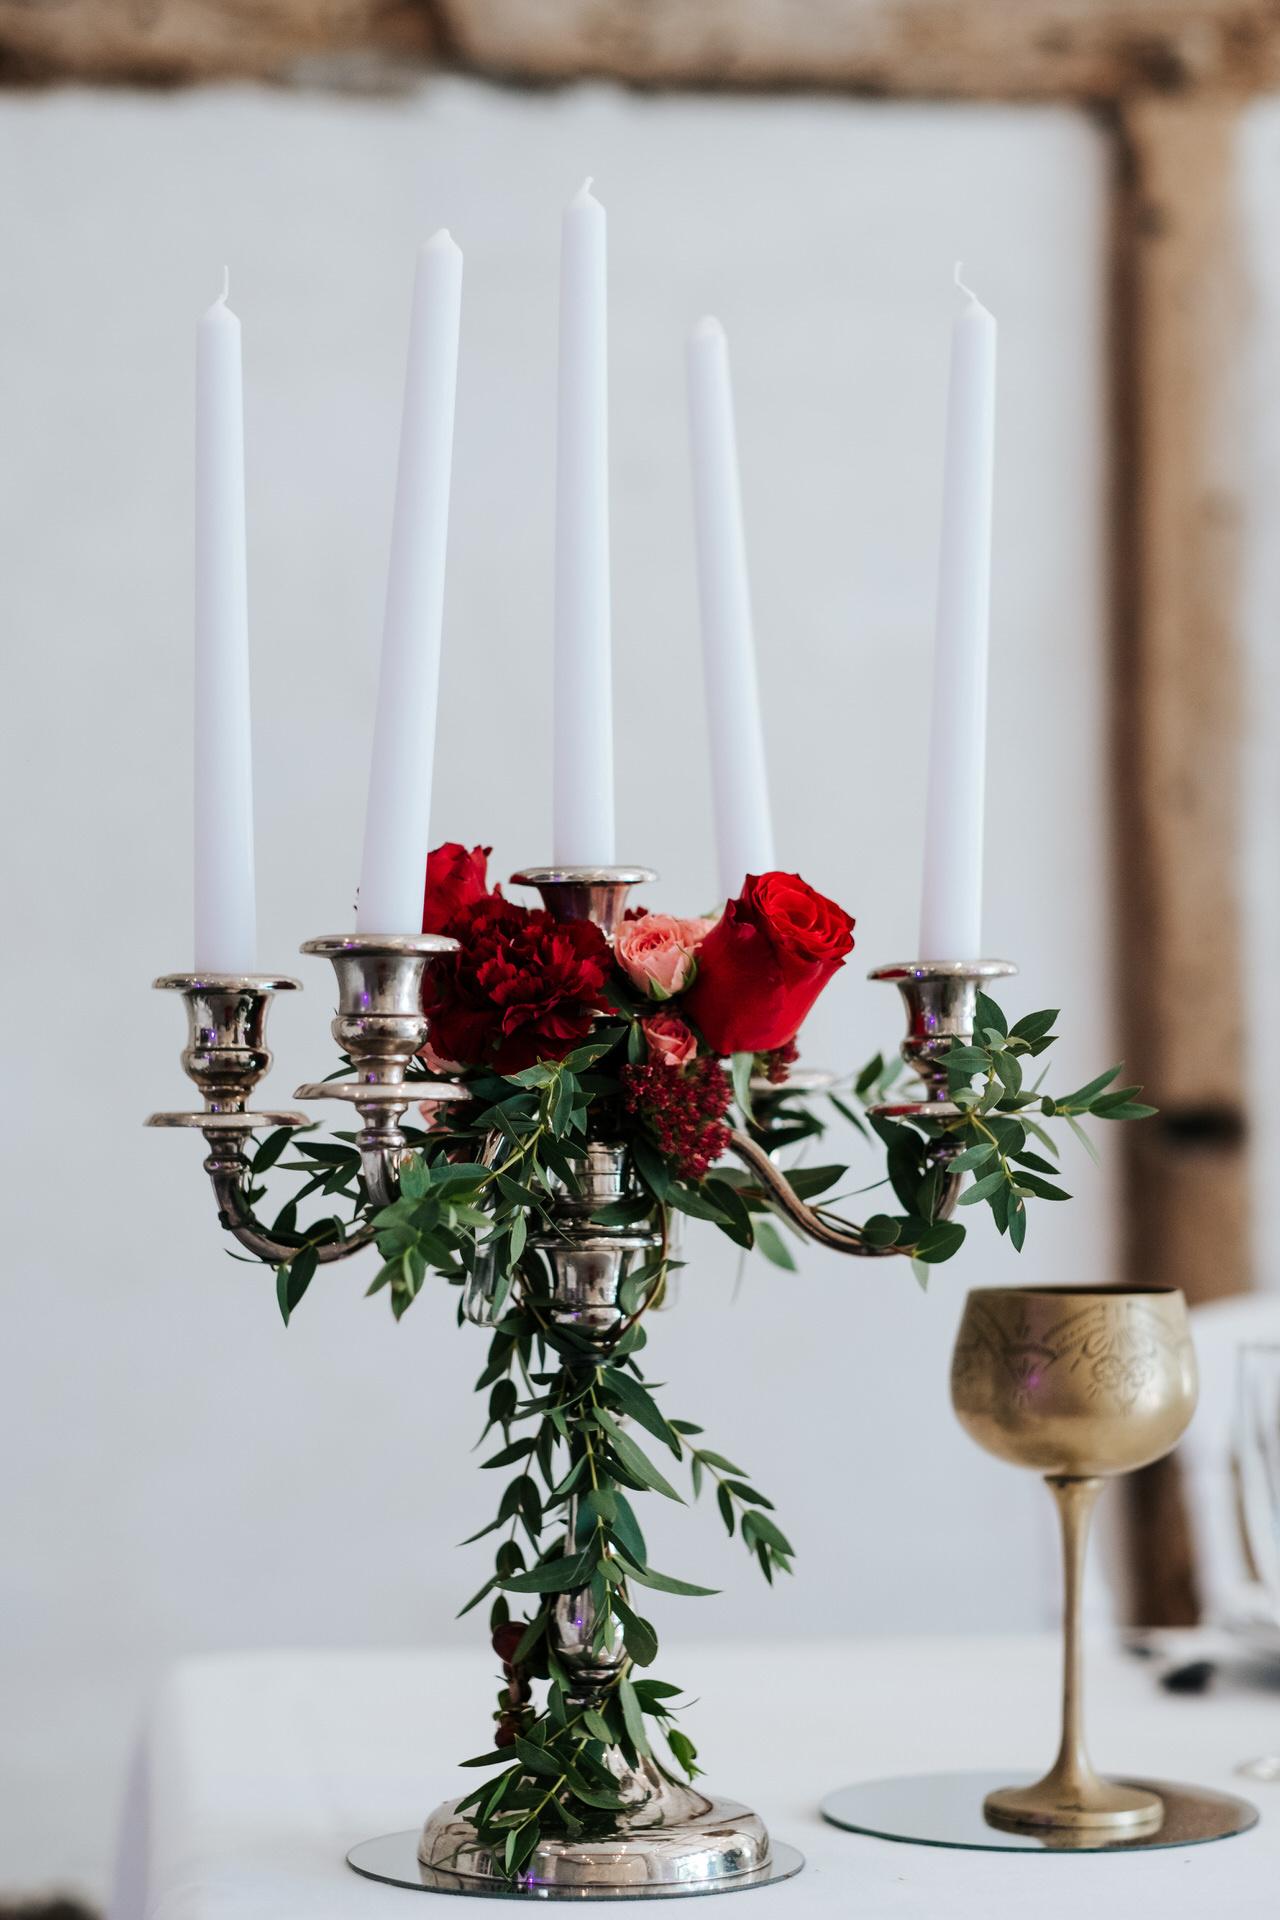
[725,1128,959,1257]
[726,959,1017,1260]
[201,1128,376,1264]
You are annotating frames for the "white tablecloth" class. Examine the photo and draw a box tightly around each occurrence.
[111,1635,1278,1920]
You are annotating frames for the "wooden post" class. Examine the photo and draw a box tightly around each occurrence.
[1110,95,1249,1623]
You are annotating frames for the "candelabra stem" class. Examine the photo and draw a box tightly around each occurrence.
[416,1138,777,1893]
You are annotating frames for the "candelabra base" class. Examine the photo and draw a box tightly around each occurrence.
[348,1797,803,1899]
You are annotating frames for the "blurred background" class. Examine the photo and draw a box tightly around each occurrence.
[3,0,1278,1907]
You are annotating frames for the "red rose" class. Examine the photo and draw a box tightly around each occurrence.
[422,895,611,1074]
[422,842,495,936]
[683,871,855,1056]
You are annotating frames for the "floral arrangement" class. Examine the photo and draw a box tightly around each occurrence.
[246,844,1151,1875]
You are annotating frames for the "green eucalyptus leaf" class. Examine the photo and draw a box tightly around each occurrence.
[615,1554,718,1597]
[501,1550,595,1595]
[1010,1008,1059,1043]
[731,1052,756,1124]
[1065,1114,1101,1165]
[1058,1065,1122,1108]
[631,1136,673,1202]
[947,1143,998,1175]
[613,1595,659,1666]
[855,1053,887,1097]
[513,1738,563,1779]
[958,1170,1006,1207]
[1014,1173,1072,1201]
[595,1409,685,1503]
[974,992,1008,1037]
[251,1126,293,1174]
[276,1243,317,1326]
[667,1729,701,1779]
[607,1492,648,1565]
[604,1370,682,1457]
[752,1218,797,1270]
[618,1677,651,1756]
[861,1214,903,1248]
[912,1220,966,1263]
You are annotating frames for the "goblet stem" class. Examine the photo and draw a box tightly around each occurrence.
[1049,1473,1103,1799]
[984,1474,1163,1834]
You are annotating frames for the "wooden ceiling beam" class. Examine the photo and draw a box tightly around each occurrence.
[435,1,1280,102]
[0,1,434,86]
[7,1,1280,100]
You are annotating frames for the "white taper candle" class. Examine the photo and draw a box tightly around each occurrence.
[356,230,463,933]
[553,179,615,867]
[686,316,775,904]
[194,270,256,973]
[919,266,997,960]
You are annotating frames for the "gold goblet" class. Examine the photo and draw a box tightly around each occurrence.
[951,1285,1197,1837]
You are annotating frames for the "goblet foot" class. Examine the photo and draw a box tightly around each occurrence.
[984,1770,1164,1835]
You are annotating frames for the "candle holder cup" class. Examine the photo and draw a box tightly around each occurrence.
[294,931,466,1208]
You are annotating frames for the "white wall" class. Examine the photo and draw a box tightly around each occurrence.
[0,80,1115,1896]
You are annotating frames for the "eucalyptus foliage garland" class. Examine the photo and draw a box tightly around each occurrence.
[237,988,1150,1873]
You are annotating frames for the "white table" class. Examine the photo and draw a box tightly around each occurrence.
[111,1635,1278,1920]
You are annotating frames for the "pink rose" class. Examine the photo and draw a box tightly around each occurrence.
[643,1012,698,1069]
[615,913,715,1000]
[420,1038,462,1076]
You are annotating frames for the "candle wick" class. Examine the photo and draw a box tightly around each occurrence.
[953,260,980,305]
[218,265,230,305]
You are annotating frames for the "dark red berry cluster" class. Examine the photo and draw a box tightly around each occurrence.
[622,1056,732,1181]
[491,1620,532,1748]
[761,1038,800,1085]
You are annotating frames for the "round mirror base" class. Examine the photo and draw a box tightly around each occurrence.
[347,1829,805,1900]
[820,1771,1258,1853]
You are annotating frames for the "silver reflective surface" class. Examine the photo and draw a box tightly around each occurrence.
[348,1832,804,1900]
[820,1771,1258,1852]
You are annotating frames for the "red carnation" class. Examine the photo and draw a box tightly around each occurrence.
[422,842,496,936]
[683,872,855,1056]
[423,895,611,1074]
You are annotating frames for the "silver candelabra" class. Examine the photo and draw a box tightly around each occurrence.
[149,864,1013,1898]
